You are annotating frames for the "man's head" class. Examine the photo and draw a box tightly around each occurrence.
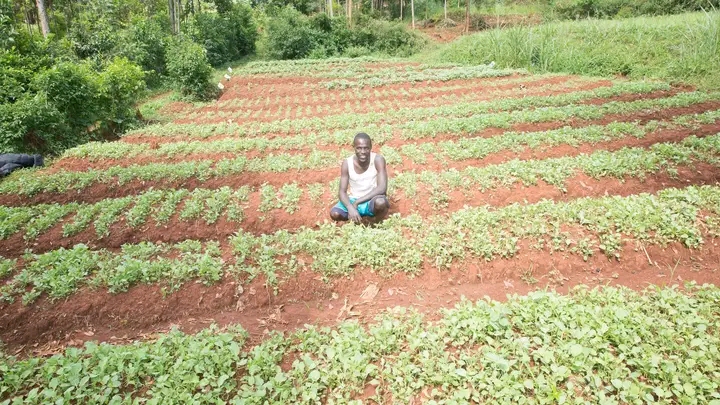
[353,133,372,164]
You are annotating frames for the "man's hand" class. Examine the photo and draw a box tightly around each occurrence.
[347,205,362,223]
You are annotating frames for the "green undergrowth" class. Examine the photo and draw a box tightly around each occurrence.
[427,11,720,90]
[1,285,719,403]
[2,183,720,302]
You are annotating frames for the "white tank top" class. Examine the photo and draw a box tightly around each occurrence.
[347,153,377,199]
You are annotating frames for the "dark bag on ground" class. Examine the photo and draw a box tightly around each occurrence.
[0,154,44,177]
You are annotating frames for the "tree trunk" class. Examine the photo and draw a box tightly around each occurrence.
[410,0,414,29]
[465,0,469,33]
[444,0,447,20]
[168,0,176,34]
[347,0,352,26]
[35,0,50,37]
[400,0,403,20]
[328,0,333,17]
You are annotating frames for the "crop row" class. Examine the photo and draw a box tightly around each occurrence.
[1,184,719,303]
[215,74,571,110]
[195,78,595,121]
[0,186,252,241]
[127,84,702,139]
[241,62,509,83]
[65,110,720,162]
[5,285,720,405]
[320,64,519,89]
[236,56,414,75]
[6,124,720,203]
[3,285,720,403]
[0,240,226,305]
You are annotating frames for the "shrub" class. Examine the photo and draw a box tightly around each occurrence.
[353,19,426,56]
[185,4,257,66]
[119,16,170,86]
[97,57,146,134]
[261,6,316,59]
[32,61,100,134]
[165,37,215,100]
[0,93,69,154]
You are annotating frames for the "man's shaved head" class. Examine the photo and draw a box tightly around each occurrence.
[354,132,372,145]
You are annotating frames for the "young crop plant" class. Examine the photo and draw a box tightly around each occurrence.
[23,203,79,240]
[125,189,166,229]
[153,189,190,225]
[94,197,134,238]
[277,183,303,214]
[226,186,251,223]
[179,188,215,222]
[203,187,234,224]
[15,244,101,304]
[62,204,102,237]
[0,206,36,239]
[258,183,277,213]
[306,183,325,206]
[0,256,16,279]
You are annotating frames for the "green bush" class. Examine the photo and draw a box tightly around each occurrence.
[185,4,257,66]
[0,52,146,154]
[32,61,100,134]
[96,57,146,135]
[0,93,69,154]
[261,7,425,59]
[165,37,215,100]
[119,16,170,87]
[261,6,316,59]
[67,11,118,61]
[356,19,426,56]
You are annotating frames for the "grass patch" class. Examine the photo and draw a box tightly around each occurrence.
[425,11,720,90]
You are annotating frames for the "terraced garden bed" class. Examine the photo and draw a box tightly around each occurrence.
[1,58,719,404]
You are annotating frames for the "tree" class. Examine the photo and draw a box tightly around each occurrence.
[464,0,469,33]
[410,0,414,29]
[35,0,49,37]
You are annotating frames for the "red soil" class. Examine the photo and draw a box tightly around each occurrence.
[1,160,718,259]
[2,236,718,356]
[5,118,719,209]
[2,70,720,358]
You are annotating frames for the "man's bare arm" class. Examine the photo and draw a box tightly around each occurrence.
[338,160,352,206]
[339,160,362,222]
[352,155,388,206]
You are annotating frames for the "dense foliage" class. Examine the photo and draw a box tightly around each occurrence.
[259,7,425,59]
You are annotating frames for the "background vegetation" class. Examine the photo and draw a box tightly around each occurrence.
[425,10,720,89]
[1,0,719,155]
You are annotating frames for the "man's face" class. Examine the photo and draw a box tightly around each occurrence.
[354,138,372,164]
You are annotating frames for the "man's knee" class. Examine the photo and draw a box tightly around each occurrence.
[330,208,347,221]
[374,196,389,212]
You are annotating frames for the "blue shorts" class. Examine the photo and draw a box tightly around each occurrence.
[332,196,386,217]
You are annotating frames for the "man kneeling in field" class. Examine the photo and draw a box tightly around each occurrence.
[329,132,389,223]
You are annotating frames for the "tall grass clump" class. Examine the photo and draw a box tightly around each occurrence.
[429,11,720,89]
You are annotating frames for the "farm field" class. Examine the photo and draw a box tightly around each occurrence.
[2,58,720,403]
